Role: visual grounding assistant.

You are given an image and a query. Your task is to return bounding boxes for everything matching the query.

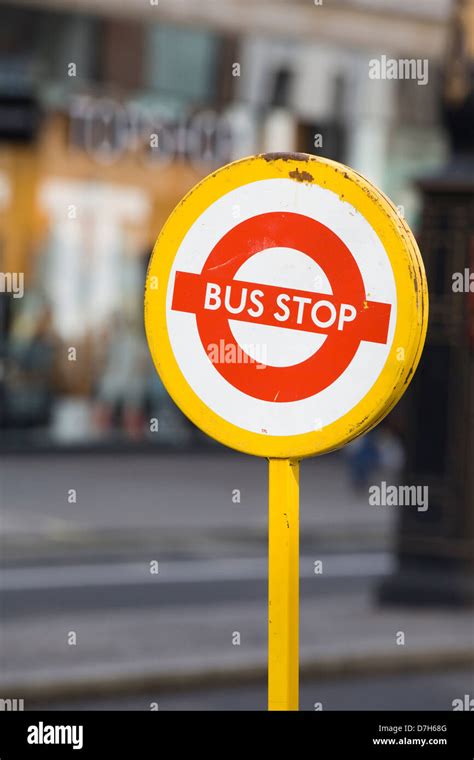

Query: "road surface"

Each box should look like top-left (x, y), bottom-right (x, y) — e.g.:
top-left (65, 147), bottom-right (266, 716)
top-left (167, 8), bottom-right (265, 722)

top-left (31, 669), bottom-right (474, 711)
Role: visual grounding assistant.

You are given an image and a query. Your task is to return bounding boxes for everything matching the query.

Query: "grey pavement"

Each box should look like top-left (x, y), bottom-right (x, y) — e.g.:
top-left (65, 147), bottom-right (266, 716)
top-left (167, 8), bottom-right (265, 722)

top-left (1, 576), bottom-right (472, 703)
top-left (0, 552), bottom-right (389, 616)
top-left (0, 451), bottom-right (394, 561)
top-left (1, 451), bottom-right (472, 708)
top-left (31, 669), bottom-right (474, 711)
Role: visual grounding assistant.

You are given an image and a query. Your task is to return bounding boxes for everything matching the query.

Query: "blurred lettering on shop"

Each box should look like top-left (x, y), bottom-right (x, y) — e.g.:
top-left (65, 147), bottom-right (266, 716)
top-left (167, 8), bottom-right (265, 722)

top-left (69, 95), bottom-right (233, 169)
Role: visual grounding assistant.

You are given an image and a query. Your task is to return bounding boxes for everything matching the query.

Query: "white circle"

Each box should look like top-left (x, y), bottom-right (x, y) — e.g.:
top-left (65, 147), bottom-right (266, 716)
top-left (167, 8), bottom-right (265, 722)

top-left (166, 178), bottom-right (397, 437)
top-left (230, 247), bottom-right (329, 367)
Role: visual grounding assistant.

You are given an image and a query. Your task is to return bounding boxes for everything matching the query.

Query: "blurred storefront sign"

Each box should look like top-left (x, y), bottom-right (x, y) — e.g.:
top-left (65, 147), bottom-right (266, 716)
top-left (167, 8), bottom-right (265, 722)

top-left (69, 95), bottom-right (233, 169)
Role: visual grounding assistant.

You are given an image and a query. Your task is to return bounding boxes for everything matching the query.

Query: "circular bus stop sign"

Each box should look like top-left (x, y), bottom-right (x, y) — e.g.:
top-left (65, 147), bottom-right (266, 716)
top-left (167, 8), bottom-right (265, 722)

top-left (145, 153), bottom-right (428, 459)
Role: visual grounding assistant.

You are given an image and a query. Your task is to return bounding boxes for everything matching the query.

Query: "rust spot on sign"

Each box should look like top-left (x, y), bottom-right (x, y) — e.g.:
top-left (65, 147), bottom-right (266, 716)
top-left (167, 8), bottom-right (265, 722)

top-left (289, 168), bottom-right (314, 183)
top-left (262, 151), bottom-right (311, 163)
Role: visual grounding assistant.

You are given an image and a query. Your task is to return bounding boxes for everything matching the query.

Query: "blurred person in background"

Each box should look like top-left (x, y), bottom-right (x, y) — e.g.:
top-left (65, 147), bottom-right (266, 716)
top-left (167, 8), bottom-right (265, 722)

top-left (4, 298), bottom-right (57, 431)
top-left (345, 424), bottom-right (405, 490)
top-left (93, 311), bottom-right (149, 440)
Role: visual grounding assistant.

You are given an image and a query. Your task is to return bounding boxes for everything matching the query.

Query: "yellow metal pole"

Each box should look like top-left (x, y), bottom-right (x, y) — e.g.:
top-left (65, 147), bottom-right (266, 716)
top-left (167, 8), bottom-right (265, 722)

top-left (268, 457), bottom-right (299, 711)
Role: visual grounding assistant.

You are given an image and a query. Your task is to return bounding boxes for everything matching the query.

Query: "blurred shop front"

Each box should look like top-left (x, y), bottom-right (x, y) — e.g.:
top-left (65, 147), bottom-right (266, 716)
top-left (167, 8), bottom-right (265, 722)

top-left (0, 6), bottom-right (236, 447)
top-left (0, 1), bottom-right (451, 450)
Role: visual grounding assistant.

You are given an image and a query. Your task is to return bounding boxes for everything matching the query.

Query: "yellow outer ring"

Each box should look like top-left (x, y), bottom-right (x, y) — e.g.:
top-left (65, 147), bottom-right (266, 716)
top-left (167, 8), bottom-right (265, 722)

top-left (144, 153), bottom-right (428, 460)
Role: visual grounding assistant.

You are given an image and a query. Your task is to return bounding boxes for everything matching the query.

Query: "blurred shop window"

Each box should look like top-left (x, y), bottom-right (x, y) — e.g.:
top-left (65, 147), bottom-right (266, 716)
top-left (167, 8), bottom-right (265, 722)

top-left (214, 35), bottom-right (241, 108)
top-left (270, 68), bottom-right (293, 109)
top-left (0, 8), bottom-right (41, 143)
top-left (145, 24), bottom-right (219, 105)
top-left (0, 6), bottom-right (101, 86)
top-left (20, 178), bottom-right (155, 443)
top-left (0, 88), bottom-right (41, 144)
top-left (262, 68), bottom-right (297, 154)
top-left (296, 120), bottom-right (346, 163)
top-left (36, 13), bottom-right (101, 84)
top-left (0, 7), bottom-right (38, 54)
top-left (296, 74), bottom-right (347, 162)
top-left (38, 179), bottom-right (150, 341)
top-left (0, 52), bottom-right (41, 144)
top-left (99, 20), bottom-right (144, 92)
top-left (1, 5), bottom-right (103, 87)
top-left (297, 75), bottom-right (347, 163)
top-left (396, 62), bottom-right (443, 128)
top-left (384, 64), bottom-right (446, 225)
